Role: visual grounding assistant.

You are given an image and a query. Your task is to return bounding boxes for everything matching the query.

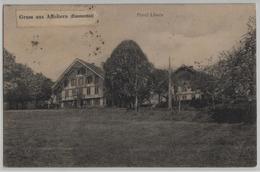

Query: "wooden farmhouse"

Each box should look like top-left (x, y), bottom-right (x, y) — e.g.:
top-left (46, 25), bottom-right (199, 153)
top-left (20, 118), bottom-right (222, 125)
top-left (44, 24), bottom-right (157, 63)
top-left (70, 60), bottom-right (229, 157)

top-left (52, 58), bottom-right (105, 108)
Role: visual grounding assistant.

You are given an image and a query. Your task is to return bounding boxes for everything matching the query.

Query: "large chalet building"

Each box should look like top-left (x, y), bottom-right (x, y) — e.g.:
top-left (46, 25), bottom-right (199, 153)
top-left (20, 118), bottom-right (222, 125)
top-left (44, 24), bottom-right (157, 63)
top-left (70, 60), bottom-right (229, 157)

top-left (52, 58), bottom-right (105, 108)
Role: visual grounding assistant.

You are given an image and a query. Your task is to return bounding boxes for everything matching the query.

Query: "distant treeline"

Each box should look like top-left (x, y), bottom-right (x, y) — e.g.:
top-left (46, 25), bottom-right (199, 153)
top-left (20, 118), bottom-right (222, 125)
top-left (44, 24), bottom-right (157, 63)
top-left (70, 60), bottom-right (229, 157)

top-left (3, 49), bottom-right (53, 109)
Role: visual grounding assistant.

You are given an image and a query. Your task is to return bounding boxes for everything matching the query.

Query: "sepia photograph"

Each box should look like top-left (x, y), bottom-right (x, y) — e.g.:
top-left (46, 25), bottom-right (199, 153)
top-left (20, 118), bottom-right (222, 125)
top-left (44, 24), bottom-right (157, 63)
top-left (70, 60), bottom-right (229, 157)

top-left (2, 3), bottom-right (257, 167)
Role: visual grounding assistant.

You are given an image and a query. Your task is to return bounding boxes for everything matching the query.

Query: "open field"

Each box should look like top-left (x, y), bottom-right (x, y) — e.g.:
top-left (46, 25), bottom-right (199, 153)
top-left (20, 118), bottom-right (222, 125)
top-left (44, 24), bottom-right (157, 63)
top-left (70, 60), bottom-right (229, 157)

top-left (3, 108), bottom-right (256, 167)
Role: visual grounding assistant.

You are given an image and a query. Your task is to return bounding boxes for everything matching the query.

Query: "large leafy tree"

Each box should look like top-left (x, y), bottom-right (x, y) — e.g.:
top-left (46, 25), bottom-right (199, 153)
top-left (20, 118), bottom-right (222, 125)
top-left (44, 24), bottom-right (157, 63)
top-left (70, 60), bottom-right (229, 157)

top-left (3, 48), bottom-right (53, 109)
top-left (203, 16), bottom-right (256, 103)
top-left (151, 69), bottom-right (168, 104)
top-left (104, 40), bottom-right (154, 109)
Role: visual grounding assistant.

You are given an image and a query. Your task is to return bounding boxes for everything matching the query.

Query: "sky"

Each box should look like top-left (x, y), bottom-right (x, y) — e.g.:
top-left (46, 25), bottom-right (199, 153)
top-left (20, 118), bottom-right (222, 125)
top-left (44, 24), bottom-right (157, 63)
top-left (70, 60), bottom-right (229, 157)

top-left (4, 4), bottom-right (256, 81)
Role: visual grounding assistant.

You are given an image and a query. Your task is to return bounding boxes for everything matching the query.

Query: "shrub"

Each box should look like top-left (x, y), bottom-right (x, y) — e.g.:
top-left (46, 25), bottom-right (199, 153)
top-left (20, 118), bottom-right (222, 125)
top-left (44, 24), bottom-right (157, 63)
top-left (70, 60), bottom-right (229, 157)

top-left (210, 101), bottom-right (256, 123)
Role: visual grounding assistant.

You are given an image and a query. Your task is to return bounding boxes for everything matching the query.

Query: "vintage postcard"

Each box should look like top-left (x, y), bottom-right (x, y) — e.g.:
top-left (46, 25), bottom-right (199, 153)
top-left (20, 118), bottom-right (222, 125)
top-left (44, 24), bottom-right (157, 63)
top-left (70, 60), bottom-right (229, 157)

top-left (3, 3), bottom-right (257, 167)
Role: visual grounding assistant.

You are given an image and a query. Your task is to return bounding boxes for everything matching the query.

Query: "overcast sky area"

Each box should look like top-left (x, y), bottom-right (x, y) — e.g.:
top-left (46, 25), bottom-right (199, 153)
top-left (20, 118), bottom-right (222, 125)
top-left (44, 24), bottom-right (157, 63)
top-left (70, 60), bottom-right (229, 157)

top-left (4, 4), bottom-right (255, 81)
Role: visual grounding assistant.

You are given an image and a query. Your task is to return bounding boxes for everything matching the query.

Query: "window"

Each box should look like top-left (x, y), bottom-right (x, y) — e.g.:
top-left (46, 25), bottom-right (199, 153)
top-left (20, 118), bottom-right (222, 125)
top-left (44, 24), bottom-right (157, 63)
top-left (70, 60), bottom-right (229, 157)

top-left (86, 76), bottom-right (93, 84)
top-left (71, 79), bottom-right (76, 87)
top-left (94, 99), bottom-right (100, 105)
top-left (178, 86), bottom-right (182, 92)
top-left (78, 77), bottom-right (84, 86)
top-left (94, 76), bottom-right (99, 83)
top-left (95, 86), bottom-right (99, 94)
top-left (65, 90), bottom-right (69, 97)
top-left (72, 89), bottom-right (77, 96)
top-left (64, 79), bottom-right (68, 87)
top-left (86, 99), bottom-right (91, 106)
top-left (77, 68), bottom-right (86, 75)
top-left (78, 87), bottom-right (83, 96)
top-left (87, 87), bottom-right (91, 95)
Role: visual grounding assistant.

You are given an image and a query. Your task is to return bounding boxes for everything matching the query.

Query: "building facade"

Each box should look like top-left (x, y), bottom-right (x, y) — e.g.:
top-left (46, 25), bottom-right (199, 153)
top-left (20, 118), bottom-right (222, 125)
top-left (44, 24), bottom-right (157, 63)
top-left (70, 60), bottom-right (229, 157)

top-left (172, 65), bottom-right (204, 102)
top-left (52, 58), bottom-right (105, 108)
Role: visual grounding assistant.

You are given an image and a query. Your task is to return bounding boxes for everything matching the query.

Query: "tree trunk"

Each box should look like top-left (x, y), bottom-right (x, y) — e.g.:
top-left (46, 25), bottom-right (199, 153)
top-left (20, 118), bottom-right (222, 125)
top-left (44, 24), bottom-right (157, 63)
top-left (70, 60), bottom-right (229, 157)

top-left (212, 95), bottom-right (215, 109)
top-left (178, 99), bottom-right (181, 112)
top-left (135, 95), bottom-right (138, 112)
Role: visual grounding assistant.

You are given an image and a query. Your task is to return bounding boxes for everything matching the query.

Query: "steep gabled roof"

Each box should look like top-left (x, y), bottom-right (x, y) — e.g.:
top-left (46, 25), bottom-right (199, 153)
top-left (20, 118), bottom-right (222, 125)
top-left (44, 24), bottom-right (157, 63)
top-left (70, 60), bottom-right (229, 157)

top-left (173, 65), bottom-right (197, 74)
top-left (173, 65), bottom-right (211, 79)
top-left (52, 58), bottom-right (104, 90)
top-left (172, 64), bottom-right (217, 90)
top-left (77, 58), bottom-right (104, 78)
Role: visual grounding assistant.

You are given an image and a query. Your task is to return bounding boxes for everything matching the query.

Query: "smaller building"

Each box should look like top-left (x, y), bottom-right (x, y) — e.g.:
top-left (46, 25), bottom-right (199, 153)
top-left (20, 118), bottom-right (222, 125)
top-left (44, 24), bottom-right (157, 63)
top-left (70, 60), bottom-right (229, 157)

top-left (172, 65), bottom-right (209, 103)
top-left (150, 65), bottom-right (210, 108)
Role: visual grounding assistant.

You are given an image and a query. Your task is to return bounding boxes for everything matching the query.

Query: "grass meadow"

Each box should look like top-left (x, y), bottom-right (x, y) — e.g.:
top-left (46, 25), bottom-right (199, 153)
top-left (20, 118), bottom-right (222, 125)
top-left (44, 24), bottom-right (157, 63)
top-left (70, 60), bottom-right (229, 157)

top-left (3, 108), bottom-right (256, 167)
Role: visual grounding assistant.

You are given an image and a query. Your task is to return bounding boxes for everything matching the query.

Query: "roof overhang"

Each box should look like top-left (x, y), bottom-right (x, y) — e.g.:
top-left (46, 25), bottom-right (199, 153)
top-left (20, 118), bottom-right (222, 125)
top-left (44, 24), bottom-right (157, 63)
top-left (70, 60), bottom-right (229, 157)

top-left (52, 58), bottom-right (104, 91)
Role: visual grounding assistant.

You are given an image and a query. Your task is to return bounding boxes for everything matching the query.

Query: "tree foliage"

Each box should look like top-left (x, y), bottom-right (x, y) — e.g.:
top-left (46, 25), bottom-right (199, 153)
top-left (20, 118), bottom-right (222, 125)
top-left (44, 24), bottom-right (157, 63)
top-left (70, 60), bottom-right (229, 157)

top-left (3, 49), bottom-right (53, 109)
top-left (200, 17), bottom-right (256, 123)
top-left (151, 69), bottom-right (168, 103)
top-left (103, 40), bottom-right (154, 108)
top-left (204, 17), bottom-right (256, 102)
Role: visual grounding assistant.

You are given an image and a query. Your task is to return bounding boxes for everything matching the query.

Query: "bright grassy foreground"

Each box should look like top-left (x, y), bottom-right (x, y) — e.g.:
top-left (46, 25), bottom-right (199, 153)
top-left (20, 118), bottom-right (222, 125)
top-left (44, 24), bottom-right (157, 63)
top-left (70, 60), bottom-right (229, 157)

top-left (4, 108), bottom-right (256, 167)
